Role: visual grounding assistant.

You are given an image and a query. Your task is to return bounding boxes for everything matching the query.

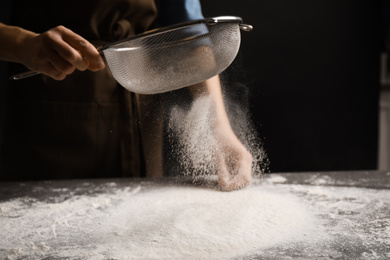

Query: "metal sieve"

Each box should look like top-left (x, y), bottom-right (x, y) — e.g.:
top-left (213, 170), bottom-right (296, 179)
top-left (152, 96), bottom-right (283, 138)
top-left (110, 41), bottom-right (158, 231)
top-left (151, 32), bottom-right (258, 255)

top-left (11, 16), bottom-right (253, 94)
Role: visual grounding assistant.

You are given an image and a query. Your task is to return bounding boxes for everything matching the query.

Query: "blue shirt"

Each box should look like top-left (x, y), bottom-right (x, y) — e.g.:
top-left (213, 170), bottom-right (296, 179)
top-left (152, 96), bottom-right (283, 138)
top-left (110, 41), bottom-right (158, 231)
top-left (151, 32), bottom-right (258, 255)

top-left (155, 0), bottom-right (204, 26)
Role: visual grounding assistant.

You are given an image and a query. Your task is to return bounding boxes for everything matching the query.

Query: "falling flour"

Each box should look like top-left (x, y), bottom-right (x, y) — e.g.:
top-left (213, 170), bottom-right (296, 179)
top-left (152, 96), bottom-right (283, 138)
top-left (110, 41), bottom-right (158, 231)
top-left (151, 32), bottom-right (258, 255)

top-left (167, 94), bottom-right (267, 178)
top-left (168, 96), bottom-right (218, 176)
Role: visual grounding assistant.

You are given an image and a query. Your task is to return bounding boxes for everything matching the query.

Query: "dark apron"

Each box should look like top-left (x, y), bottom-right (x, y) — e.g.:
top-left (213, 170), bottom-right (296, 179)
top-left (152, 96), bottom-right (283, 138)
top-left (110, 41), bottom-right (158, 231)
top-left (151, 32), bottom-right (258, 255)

top-left (1, 0), bottom-right (164, 180)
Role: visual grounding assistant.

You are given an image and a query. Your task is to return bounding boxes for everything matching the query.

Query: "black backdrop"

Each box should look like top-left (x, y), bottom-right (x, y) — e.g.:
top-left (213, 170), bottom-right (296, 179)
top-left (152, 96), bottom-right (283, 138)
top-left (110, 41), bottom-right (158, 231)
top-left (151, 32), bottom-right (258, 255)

top-left (200, 0), bottom-right (381, 172)
top-left (0, 1), bottom-right (382, 173)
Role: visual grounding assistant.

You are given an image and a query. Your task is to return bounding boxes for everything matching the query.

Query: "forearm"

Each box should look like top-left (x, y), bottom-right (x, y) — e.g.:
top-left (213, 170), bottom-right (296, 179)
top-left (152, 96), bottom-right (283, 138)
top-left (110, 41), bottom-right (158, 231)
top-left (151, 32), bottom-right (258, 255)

top-left (188, 75), bottom-right (232, 129)
top-left (0, 23), bottom-right (37, 63)
top-left (189, 75), bottom-right (253, 191)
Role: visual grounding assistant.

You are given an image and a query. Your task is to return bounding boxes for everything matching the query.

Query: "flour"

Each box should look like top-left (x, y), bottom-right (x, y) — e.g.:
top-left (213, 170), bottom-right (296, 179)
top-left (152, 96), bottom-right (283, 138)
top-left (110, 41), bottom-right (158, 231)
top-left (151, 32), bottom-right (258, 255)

top-left (168, 96), bottom-right (218, 176)
top-left (0, 184), bottom-right (319, 260)
top-left (167, 95), bottom-right (267, 179)
top-left (262, 174), bottom-right (287, 184)
top-left (1, 178), bottom-right (390, 259)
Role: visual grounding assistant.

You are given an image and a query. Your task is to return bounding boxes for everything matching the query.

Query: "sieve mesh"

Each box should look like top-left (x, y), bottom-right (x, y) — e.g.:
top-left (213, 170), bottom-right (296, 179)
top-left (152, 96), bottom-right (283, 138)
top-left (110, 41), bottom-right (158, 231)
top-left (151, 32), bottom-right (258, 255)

top-left (102, 21), bottom-right (241, 94)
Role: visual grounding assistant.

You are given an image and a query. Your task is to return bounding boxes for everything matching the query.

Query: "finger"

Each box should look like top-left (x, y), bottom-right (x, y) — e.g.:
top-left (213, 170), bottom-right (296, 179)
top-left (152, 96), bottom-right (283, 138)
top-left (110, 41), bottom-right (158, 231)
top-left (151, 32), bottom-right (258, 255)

top-left (49, 36), bottom-right (89, 72)
top-left (232, 163), bottom-right (252, 188)
top-left (231, 151), bottom-right (253, 188)
top-left (217, 153), bottom-right (236, 191)
top-left (60, 27), bottom-right (105, 71)
top-left (56, 45), bottom-right (88, 72)
top-left (41, 27), bottom-right (89, 72)
top-left (238, 150), bottom-right (253, 178)
top-left (216, 154), bottom-right (229, 182)
top-left (38, 62), bottom-right (67, 80)
top-left (217, 148), bottom-right (253, 191)
top-left (47, 48), bottom-right (76, 75)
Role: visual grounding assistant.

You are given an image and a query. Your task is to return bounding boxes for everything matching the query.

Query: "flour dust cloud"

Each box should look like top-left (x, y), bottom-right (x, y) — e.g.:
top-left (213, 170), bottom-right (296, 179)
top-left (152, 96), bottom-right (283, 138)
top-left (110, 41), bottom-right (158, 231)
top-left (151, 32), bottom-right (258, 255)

top-left (167, 92), bottom-right (267, 180)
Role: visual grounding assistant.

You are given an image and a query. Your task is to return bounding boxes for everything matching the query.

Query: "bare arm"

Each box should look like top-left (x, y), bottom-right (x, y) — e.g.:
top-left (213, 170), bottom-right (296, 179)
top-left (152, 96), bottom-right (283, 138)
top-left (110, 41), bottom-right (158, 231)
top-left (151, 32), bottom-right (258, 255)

top-left (0, 23), bottom-right (104, 80)
top-left (189, 75), bottom-right (253, 191)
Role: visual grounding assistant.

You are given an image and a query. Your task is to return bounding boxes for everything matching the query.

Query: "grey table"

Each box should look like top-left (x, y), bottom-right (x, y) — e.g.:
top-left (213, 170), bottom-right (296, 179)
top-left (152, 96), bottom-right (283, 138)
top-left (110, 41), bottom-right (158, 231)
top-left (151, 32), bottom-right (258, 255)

top-left (0, 171), bottom-right (389, 259)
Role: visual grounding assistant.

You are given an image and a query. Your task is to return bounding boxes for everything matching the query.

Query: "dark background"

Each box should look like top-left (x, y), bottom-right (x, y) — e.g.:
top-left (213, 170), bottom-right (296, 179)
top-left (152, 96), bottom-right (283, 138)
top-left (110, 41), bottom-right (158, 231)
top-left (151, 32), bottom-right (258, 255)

top-left (0, 1), bottom-right (384, 173)
top-left (0, 0), bottom-right (11, 142)
top-left (201, 0), bottom-right (382, 172)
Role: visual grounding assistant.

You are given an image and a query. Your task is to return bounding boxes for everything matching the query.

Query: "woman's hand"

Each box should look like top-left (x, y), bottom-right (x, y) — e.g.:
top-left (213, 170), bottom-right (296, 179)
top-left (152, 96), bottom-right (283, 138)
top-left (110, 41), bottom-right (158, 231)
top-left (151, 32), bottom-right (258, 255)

top-left (0, 23), bottom-right (105, 80)
top-left (214, 124), bottom-right (253, 191)
top-left (189, 75), bottom-right (253, 191)
top-left (19, 26), bottom-right (105, 80)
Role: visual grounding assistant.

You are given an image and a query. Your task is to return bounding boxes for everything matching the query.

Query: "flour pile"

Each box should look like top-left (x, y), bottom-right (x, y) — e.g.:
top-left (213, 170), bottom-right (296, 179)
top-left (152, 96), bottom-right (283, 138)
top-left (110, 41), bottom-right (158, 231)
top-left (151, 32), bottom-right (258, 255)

top-left (0, 184), bottom-right (318, 260)
top-left (1, 177), bottom-right (389, 259)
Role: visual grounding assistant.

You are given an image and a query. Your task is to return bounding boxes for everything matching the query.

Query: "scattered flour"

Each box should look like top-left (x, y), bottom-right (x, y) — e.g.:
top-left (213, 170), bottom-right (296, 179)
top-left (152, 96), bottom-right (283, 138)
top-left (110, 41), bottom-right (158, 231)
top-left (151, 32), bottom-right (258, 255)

top-left (263, 174), bottom-right (287, 184)
top-left (286, 185), bottom-right (390, 259)
top-left (0, 184), bottom-right (318, 259)
top-left (1, 180), bottom-right (389, 259)
top-left (307, 175), bottom-right (334, 186)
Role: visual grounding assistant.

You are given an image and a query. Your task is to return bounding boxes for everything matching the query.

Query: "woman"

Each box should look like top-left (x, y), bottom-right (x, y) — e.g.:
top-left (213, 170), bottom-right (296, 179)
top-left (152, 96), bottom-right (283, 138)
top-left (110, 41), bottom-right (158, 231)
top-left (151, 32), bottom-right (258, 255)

top-left (0, 0), bottom-right (252, 190)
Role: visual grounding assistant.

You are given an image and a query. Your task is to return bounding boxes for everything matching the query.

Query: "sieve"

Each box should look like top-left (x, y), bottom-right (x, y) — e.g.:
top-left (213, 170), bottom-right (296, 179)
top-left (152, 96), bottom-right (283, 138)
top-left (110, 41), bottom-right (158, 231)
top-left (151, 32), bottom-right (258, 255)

top-left (10, 16), bottom-right (253, 94)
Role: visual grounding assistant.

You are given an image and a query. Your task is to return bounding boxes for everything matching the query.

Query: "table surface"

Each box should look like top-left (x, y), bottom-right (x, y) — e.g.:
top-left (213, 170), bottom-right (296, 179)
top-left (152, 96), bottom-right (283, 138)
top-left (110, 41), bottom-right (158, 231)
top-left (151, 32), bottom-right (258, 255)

top-left (0, 171), bottom-right (389, 259)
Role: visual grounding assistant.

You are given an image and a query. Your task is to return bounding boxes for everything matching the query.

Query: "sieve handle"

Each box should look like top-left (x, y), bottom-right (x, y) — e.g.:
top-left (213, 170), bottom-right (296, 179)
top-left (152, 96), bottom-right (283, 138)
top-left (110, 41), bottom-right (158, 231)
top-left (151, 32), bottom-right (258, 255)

top-left (10, 46), bottom-right (104, 80)
top-left (240, 24), bottom-right (253, 32)
top-left (204, 16), bottom-right (253, 32)
top-left (10, 70), bottom-right (39, 80)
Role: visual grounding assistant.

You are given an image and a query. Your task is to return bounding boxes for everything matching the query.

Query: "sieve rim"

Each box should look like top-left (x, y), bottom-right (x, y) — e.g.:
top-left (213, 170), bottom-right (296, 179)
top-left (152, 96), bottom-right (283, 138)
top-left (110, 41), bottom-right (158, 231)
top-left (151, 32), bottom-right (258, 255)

top-left (100, 16), bottom-right (244, 51)
top-left (102, 33), bottom-right (213, 52)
